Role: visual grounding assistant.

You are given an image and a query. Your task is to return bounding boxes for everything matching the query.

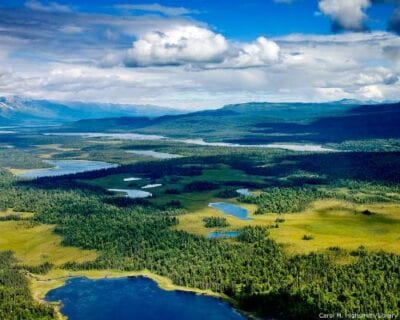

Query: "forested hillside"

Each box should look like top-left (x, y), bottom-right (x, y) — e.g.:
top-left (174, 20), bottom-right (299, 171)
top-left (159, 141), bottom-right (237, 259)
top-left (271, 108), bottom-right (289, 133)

top-left (57, 102), bottom-right (400, 145)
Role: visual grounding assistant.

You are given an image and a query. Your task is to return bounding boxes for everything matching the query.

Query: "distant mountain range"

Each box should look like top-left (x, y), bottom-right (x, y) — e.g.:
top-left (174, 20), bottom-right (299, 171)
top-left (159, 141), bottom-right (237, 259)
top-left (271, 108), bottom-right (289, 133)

top-left (5, 97), bottom-right (400, 144)
top-left (0, 96), bottom-right (183, 125)
top-left (56, 100), bottom-right (400, 144)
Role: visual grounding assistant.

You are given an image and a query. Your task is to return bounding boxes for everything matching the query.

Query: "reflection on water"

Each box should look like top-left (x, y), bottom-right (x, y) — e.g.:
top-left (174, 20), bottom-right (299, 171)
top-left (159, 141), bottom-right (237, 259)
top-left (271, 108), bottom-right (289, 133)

top-left (207, 231), bottom-right (239, 239)
top-left (108, 188), bottom-right (152, 199)
top-left (44, 132), bottom-right (336, 152)
top-left (17, 160), bottom-right (117, 179)
top-left (127, 150), bottom-right (182, 159)
top-left (209, 202), bottom-right (251, 220)
top-left (142, 184), bottom-right (162, 189)
top-left (45, 277), bottom-right (245, 320)
top-left (123, 177), bottom-right (142, 182)
top-left (236, 188), bottom-right (252, 196)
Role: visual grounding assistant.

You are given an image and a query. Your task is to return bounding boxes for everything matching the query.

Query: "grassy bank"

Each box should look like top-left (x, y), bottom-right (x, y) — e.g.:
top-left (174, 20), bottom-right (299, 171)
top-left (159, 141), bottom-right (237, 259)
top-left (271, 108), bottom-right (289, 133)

top-left (0, 218), bottom-right (97, 266)
top-left (177, 199), bottom-right (400, 255)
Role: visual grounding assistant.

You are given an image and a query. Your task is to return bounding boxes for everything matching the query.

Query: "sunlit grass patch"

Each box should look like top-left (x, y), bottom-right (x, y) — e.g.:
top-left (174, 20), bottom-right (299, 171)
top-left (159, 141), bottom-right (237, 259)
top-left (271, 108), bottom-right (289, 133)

top-left (177, 199), bottom-right (400, 255)
top-left (0, 220), bottom-right (97, 266)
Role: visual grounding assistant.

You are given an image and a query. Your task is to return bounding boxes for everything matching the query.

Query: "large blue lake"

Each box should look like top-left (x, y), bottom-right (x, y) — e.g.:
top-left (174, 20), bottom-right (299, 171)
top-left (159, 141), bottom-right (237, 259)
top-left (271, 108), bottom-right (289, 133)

top-left (45, 276), bottom-right (245, 320)
top-left (17, 160), bottom-right (117, 179)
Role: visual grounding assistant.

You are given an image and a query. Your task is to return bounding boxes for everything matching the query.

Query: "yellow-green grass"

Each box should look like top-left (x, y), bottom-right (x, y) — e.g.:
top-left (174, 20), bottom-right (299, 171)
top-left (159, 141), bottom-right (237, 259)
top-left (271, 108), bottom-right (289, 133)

top-left (0, 220), bottom-right (97, 266)
top-left (34, 144), bottom-right (78, 159)
top-left (268, 200), bottom-right (400, 255)
top-left (7, 167), bottom-right (30, 175)
top-left (0, 208), bottom-right (34, 219)
top-left (176, 201), bottom-right (258, 236)
top-left (177, 199), bottom-right (400, 255)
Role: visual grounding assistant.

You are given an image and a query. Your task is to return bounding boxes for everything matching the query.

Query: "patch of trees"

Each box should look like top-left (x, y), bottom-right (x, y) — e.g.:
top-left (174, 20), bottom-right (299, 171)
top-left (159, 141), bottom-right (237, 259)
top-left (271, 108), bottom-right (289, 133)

top-left (0, 251), bottom-right (55, 320)
top-left (164, 188), bottom-right (181, 195)
top-left (0, 214), bottom-right (24, 221)
top-left (21, 262), bottom-right (53, 275)
top-left (243, 187), bottom-right (325, 214)
top-left (237, 226), bottom-right (269, 243)
top-left (215, 188), bottom-right (238, 198)
top-left (183, 181), bottom-right (218, 192)
top-left (203, 217), bottom-right (229, 228)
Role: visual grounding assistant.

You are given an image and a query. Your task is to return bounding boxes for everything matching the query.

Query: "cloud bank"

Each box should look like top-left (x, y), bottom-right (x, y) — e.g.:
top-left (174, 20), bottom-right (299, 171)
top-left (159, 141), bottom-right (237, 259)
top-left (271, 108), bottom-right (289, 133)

top-left (0, 1), bottom-right (399, 109)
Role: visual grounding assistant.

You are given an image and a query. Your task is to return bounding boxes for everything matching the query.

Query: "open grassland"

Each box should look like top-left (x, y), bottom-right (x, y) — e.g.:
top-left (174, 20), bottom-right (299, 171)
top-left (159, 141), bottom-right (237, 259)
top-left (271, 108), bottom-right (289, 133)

top-left (177, 199), bottom-right (400, 255)
top-left (268, 200), bottom-right (400, 255)
top-left (0, 220), bottom-right (97, 266)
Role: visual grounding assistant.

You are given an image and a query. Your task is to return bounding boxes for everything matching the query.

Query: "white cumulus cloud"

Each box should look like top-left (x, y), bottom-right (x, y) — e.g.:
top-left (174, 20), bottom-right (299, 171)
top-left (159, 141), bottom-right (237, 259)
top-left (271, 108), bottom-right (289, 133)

top-left (224, 37), bottom-right (280, 68)
top-left (319, 0), bottom-right (371, 31)
top-left (124, 25), bottom-right (280, 69)
top-left (124, 25), bottom-right (229, 67)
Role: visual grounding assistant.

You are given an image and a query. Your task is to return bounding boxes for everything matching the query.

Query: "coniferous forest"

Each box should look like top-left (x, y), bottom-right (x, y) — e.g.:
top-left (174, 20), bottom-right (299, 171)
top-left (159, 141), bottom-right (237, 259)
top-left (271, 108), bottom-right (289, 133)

top-left (0, 138), bottom-right (399, 319)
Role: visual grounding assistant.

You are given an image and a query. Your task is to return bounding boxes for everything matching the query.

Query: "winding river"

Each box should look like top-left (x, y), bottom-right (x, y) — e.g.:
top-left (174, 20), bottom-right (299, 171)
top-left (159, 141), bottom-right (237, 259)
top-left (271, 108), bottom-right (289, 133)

top-left (44, 132), bottom-right (336, 152)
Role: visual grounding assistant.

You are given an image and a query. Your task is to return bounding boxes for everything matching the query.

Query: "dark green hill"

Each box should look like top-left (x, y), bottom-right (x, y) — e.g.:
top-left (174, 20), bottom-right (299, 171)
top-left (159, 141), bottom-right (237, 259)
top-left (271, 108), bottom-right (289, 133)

top-left (58, 101), bottom-right (400, 144)
top-left (60, 101), bottom-right (357, 141)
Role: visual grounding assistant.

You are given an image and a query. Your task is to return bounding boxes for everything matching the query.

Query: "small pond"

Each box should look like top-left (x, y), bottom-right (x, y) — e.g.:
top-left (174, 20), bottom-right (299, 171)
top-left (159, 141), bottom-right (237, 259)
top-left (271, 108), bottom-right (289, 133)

top-left (123, 177), bottom-right (142, 182)
top-left (207, 231), bottom-right (239, 239)
top-left (236, 188), bottom-right (252, 196)
top-left (142, 184), bottom-right (162, 189)
top-left (209, 202), bottom-right (251, 220)
top-left (108, 188), bottom-right (152, 199)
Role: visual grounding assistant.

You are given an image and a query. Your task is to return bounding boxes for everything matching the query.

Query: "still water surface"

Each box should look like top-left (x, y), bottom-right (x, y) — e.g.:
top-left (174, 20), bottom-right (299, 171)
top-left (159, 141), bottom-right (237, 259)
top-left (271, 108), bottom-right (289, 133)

top-left (17, 160), bottom-right (117, 179)
top-left (45, 277), bottom-right (245, 320)
top-left (209, 202), bottom-right (251, 220)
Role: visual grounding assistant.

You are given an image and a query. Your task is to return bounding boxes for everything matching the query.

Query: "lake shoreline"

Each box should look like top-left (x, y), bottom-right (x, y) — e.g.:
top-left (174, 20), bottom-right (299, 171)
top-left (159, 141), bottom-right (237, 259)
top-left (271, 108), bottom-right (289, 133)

top-left (30, 268), bottom-right (259, 320)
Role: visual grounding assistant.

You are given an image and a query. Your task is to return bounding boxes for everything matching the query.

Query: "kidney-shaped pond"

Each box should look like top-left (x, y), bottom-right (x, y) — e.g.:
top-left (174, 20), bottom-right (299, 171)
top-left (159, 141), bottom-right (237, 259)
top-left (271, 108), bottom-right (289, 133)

top-left (45, 276), bottom-right (245, 320)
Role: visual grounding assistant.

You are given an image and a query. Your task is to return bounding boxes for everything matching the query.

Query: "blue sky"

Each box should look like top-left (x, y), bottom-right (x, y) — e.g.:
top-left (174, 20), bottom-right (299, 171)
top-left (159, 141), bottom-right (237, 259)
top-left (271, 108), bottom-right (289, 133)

top-left (1, 1), bottom-right (400, 108)
top-left (3, 0), bottom-right (398, 37)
